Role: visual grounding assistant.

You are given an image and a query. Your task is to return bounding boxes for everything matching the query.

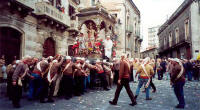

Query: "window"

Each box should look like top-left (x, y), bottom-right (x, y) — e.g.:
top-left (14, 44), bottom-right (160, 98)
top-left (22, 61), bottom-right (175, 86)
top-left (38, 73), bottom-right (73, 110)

top-left (184, 19), bottom-right (189, 40)
top-left (91, 0), bottom-right (96, 6)
top-left (169, 32), bottom-right (172, 47)
top-left (175, 27), bottom-right (179, 43)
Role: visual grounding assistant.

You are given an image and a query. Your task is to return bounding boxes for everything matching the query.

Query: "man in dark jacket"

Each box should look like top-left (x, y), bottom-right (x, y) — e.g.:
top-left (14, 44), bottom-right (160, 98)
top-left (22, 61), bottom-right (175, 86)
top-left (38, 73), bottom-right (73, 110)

top-left (170, 58), bottom-right (185, 109)
top-left (109, 54), bottom-right (137, 106)
top-left (12, 56), bottom-right (32, 108)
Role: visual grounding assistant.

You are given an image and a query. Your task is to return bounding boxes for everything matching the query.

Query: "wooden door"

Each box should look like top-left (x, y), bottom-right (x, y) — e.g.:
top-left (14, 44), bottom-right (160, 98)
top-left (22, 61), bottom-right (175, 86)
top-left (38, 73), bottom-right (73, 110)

top-left (186, 46), bottom-right (191, 59)
top-left (43, 38), bottom-right (55, 58)
top-left (0, 27), bottom-right (21, 65)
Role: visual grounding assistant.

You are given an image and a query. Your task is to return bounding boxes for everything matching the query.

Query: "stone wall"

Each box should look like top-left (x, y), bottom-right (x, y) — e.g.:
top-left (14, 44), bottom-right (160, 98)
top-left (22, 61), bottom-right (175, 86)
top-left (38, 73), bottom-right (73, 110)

top-left (0, 11), bottom-right (37, 58)
top-left (0, 10), bottom-right (70, 58)
top-left (190, 2), bottom-right (200, 59)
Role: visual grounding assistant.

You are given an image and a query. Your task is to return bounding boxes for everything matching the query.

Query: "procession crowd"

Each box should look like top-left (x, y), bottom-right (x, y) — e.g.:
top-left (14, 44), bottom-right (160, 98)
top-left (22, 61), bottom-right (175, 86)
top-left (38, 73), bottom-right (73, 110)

top-left (0, 54), bottom-right (200, 109)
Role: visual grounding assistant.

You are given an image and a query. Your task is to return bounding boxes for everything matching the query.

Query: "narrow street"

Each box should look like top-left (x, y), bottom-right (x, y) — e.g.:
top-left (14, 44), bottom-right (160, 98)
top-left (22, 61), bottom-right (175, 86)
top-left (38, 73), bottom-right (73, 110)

top-left (0, 79), bottom-right (199, 110)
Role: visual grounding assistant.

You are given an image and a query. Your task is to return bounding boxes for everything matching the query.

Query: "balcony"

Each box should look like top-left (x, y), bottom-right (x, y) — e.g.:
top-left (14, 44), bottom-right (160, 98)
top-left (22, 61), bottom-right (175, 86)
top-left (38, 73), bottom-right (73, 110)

top-left (5, 0), bottom-right (33, 17)
top-left (68, 20), bottom-right (79, 32)
top-left (171, 34), bottom-right (191, 48)
top-left (159, 34), bottom-right (191, 53)
top-left (35, 2), bottom-right (70, 29)
top-left (68, 20), bottom-right (79, 37)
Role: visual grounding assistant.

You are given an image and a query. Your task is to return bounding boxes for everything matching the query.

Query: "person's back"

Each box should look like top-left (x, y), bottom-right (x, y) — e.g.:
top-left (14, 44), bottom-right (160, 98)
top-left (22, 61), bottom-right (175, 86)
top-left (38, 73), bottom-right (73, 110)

top-left (171, 63), bottom-right (185, 84)
top-left (137, 64), bottom-right (154, 79)
top-left (160, 60), bottom-right (166, 72)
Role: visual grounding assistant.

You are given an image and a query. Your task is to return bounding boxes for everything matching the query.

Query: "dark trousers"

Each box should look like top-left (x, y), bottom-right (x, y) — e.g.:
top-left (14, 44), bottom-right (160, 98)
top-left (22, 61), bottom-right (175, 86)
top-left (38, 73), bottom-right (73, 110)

top-left (7, 76), bottom-right (12, 99)
top-left (97, 73), bottom-right (108, 89)
top-left (193, 69), bottom-right (199, 81)
top-left (187, 71), bottom-right (192, 81)
top-left (112, 78), bottom-right (136, 103)
top-left (130, 69), bottom-right (133, 81)
top-left (114, 70), bottom-right (119, 84)
top-left (40, 79), bottom-right (48, 101)
top-left (48, 81), bottom-right (56, 100)
top-left (158, 71), bottom-right (163, 80)
top-left (62, 75), bottom-right (74, 98)
top-left (74, 76), bottom-right (84, 95)
top-left (22, 76), bottom-right (29, 92)
top-left (11, 84), bottom-right (22, 106)
top-left (173, 82), bottom-right (185, 107)
top-left (150, 78), bottom-right (156, 91)
top-left (90, 70), bottom-right (96, 89)
top-left (40, 79), bottom-right (55, 101)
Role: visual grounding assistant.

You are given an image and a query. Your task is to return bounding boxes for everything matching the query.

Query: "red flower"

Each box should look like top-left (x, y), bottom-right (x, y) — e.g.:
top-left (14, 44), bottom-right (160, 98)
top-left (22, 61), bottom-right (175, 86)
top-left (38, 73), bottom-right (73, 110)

top-left (95, 42), bottom-right (101, 46)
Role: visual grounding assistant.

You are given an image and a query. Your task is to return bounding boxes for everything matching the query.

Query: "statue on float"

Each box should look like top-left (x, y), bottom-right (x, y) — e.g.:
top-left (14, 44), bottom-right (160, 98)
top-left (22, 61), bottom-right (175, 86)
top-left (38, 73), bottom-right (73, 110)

top-left (104, 36), bottom-right (113, 60)
top-left (72, 21), bottom-right (114, 59)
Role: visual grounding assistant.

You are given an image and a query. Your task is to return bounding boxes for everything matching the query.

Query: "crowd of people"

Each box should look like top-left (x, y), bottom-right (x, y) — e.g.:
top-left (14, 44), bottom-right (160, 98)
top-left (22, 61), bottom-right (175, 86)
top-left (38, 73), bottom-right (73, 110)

top-left (110, 56), bottom-right (200, 109)
top-left (0, 54), bottom-right (200, 109)
top-left (0, 54), bottom-right (119, 108)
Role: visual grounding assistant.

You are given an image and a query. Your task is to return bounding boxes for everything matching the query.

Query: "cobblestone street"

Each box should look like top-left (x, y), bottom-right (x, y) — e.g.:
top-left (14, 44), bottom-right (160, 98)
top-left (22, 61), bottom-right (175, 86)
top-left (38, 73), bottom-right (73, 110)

top-left (0, 79), bottom-right (200, 110)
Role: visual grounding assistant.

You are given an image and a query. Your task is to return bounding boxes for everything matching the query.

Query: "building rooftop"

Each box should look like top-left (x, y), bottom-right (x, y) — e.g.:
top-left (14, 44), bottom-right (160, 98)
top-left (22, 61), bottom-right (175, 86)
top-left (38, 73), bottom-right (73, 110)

top-left (158, 0), bottom-right (192, 35)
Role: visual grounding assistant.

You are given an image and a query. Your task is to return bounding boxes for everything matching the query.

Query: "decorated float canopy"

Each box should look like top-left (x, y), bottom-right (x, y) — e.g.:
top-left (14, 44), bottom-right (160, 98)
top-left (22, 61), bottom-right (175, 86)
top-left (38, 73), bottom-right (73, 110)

top-left (72, 2), bottom-right (118, 60)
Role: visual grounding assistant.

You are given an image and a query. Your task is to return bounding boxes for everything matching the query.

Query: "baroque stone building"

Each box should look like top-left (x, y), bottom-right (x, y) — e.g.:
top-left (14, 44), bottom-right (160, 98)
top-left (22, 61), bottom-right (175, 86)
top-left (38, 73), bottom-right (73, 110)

top-left (0, 0), bottom-right (141, 64)
top-left (96, 0), bottom-right (142, 58)
top-left (0, 0), bottom-right (75, 64)
top-left (158, 0), bottom-right (200, 59)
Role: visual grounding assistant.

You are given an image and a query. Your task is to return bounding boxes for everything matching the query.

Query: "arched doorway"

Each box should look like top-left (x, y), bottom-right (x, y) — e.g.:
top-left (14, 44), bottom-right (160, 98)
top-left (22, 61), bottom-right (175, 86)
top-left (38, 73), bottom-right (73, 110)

top-left (0, 27), bottom-right (22, 65)
top-left (43, 37), bottom-right (55, 58)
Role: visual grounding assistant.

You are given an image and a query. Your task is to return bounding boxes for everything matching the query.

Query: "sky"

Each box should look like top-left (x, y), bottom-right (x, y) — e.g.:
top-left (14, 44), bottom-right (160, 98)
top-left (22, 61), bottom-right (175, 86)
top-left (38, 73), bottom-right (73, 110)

top-left (133, 0), bottom-right (185, 51)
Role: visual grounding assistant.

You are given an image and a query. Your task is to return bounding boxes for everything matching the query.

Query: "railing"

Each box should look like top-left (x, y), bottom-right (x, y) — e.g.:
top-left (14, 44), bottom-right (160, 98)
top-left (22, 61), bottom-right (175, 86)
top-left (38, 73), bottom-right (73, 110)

top-left (35, 2), bottom-right (70, 26)
top-left (171, 34), bottom-right (191, 47)
top-left (159, 34), bottom-right (191, 53)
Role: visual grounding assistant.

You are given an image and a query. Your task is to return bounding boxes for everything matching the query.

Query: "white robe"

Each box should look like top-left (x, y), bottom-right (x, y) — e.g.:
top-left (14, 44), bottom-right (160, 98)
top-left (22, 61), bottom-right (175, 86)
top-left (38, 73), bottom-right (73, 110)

top-left (104, 39), bottom-right (113, 58)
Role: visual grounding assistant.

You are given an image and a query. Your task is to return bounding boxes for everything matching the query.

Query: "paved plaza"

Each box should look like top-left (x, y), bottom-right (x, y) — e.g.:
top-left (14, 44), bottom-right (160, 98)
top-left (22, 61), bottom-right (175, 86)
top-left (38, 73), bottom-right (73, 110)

top-left (0, 79), bottom-right (200, 110)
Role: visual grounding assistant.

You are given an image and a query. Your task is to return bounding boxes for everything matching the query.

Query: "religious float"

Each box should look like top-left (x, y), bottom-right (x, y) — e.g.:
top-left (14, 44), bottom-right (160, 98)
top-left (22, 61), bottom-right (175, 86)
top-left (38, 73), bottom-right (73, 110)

top-left (70, 2), bottom-right (118, 60)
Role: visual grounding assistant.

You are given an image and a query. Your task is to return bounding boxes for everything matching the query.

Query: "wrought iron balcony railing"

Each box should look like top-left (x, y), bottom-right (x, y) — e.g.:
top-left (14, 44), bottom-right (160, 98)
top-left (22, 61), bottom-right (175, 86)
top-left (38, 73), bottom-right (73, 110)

top-left (35, 2), bottom-right (70, 27)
